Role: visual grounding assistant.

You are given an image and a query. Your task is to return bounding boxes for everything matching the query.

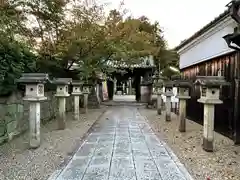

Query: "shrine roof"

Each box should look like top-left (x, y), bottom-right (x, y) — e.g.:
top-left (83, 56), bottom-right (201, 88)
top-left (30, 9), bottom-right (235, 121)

top-left (106, 56), bottom-right (155, 68)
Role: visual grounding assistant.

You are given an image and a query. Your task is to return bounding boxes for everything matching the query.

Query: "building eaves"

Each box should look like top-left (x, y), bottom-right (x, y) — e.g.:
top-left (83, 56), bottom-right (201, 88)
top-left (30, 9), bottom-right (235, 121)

top-left (175, 9), bottom-right (230, 51)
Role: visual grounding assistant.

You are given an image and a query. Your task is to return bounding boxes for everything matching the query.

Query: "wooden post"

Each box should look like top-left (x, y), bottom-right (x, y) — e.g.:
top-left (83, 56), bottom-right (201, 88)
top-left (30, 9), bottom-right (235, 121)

top-left (234, 79), bottom-right (240, 144)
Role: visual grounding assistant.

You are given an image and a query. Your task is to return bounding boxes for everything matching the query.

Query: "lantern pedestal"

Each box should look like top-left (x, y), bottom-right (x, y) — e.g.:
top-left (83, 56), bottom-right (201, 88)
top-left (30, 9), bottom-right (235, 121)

top-left (198, 98), bottom-right (222, 152)
top-left (57, 97), bottom-right (67, 130)
top-left (178, 98), bottom-right (188, 132)
top-left (25, 97), bottom-right (47, 148)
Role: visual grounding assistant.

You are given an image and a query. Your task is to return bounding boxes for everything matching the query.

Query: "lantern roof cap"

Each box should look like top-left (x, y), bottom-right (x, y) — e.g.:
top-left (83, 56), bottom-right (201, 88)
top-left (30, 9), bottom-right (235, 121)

top-left (53, 78), bottom-right (72, 85)
top-left (174, 79), bottom-right (192, 88)
top-left (194, 76), bottom-right (230, 87)
top-left (164, 80), bottom-right (174, 88)
top-left (17, 73), bottom-right (49, 84)
top-left (71, 80), bottom-right (83, 86)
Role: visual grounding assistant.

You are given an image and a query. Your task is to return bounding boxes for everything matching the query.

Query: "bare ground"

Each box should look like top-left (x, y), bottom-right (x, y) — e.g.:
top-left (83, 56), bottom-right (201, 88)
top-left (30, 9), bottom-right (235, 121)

top-left (0, 107), bottom-right (106, 180)
top-left (139, 108), bottom-right (240, 180)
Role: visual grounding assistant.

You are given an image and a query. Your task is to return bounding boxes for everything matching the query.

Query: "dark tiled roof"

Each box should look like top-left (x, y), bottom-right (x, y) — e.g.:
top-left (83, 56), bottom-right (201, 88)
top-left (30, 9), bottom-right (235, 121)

top-left (175, 9), bottom-right (230, 51)
top-left (106, 56), bottom-right (156, 68)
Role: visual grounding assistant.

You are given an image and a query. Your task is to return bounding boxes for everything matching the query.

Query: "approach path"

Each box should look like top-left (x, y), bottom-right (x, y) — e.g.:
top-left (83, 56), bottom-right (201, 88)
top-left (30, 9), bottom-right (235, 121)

top-left (50, 106), bottom-right (193, 180)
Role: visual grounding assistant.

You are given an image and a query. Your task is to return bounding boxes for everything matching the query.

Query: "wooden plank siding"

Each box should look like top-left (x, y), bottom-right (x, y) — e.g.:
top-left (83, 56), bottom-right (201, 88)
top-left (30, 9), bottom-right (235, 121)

top-left (181, 51), bottom-right (240, 142)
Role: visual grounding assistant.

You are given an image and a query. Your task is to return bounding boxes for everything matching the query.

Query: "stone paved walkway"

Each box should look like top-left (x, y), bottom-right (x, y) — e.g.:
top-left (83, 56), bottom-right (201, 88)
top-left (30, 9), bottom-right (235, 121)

top-left (50, 107), bottom-right (193, 180)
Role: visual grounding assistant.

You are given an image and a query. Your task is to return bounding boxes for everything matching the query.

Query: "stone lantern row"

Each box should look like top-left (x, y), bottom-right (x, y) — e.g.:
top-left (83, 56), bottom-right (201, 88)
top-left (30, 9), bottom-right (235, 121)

top-left (153, 75), bottom-right (229, 152)
top-left (17, 73), bottom-right (91, 149)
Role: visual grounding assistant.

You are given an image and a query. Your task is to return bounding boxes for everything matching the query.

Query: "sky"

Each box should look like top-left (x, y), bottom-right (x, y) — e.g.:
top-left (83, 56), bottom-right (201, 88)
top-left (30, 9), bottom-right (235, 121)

top-left (104, 0), bottom-right (231, 48)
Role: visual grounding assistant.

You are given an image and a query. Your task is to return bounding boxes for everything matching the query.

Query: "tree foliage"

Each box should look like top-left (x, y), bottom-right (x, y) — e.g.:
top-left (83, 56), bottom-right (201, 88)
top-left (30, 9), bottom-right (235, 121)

top-left (0, 0), bottom-right (178, 95)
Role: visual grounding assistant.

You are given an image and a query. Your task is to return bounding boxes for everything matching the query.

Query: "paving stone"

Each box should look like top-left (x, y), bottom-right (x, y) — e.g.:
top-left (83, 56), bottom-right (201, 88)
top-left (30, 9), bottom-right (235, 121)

top-left (75, 143), bottom-right (96, 157)
top-left (130, 133), bottom-right (145, 139)
top-left (149, 146), bottom-right (171, 159)
top-left (131, 141), bottom-right (148, 149)
top-left (144, 135), bottom-right (162, 145)
top-left (94, 144), bottom-right (113, 157)
top-left (137, 171), bottom-right (162, 180)
top-left (98, 135), bottom-right (115, 143)
top-left (115, 136), bottom-right (130, 141)
top-left (131, 137), bottom-right (146, 143)
top-left (93, 128), bottom-right (115, 134)
top-left (135, 158), bottom-right (162, 180)
top-left (111, 157), bottom-right (134, 168)
top-left (59, 166), bottom-right (85, 180)
top-left (82, 166), bottom-right (109, 180)
top-left (52, 107), bottom-right (192, 180)
top-left (141, 128), bottom-right (154, 134)
top-left (134, 157), bottom-right (157, 170)
top-left (116, 129), bottom-right (129, 133)
top-left (85, 134), bottom-right (99, 143)
top-left (154, 157), bottom-right (187, 180)
top-left (115, 139), bottom-right (131, 145)
top-left (132, 149), bottom-right (151, 159)
top-left (115, 135), bottom-right (130, 141)
top-left (129, 125), bottom-right (139, 129)
top-left (89, 155), bottom-right (111, 167)
top-left (129, 128), bottom-right (142, 133)
top-left (69, 157), bottom-right (91, 169)
top-left (113, 145), bottom-right (132, 157)
top-left (109, 157), bottom-right (136, 180)
top-left (109, 168), bottom-right (136, 180)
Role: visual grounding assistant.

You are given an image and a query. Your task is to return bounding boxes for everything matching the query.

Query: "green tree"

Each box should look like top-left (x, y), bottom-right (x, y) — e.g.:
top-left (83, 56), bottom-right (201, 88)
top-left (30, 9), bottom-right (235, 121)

top-left (0, 0), bottom-right (178, 95)
top-left (0, 36), bottom-right (36, 95)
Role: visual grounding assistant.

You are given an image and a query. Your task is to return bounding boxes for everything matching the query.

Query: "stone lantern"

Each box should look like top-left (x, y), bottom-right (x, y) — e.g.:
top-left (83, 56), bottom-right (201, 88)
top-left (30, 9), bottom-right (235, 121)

top-left (174, 79), bottom-right (192, 132)
top-left (140, 74), bottom-right (153, 103)
top-left (53, 78), bottom-right (72, 130)
top-left (82, 83), bottom-right (91, 113)
top-left (153, 71), bottom-right (165, 115)
top-left (113, 78), bottom-right (117, 95)
top-left (71, 81), bottom-right (82, 120)
top-left (163, 80), bottom-right (174, 121)
top-left (17, 73), bottom-right (49, 148)
top-left (194, 76), bottom-right (229, 152)
top-left (128, 77), bottom-right (132, 95)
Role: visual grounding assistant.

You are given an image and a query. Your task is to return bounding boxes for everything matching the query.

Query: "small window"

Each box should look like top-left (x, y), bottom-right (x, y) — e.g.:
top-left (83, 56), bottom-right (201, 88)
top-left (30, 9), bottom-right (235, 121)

top-left (234, 27), bottom-right (238, 33)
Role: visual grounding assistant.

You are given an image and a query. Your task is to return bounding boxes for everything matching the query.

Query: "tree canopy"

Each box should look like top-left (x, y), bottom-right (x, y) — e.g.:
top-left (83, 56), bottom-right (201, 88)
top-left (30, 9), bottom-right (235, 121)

top-left (0, 0), bottom-right (179, 95)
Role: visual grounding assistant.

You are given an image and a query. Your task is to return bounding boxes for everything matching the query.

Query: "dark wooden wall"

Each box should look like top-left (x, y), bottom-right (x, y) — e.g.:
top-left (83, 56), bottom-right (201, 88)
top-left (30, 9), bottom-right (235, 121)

top-left (181, 51), bottom-right (240, 143)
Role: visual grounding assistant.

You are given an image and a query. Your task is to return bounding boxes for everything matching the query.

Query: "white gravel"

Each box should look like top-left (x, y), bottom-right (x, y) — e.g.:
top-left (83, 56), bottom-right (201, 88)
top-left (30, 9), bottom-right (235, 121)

top-left (0, 107), bottom-right (106, 180)
top-left (139, 108), bottom-right (240, 180)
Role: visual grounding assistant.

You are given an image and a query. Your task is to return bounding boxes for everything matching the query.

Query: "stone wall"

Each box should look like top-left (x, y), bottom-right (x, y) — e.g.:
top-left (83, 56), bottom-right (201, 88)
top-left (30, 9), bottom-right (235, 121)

top-left (0, 91), bottom-right (74, 144)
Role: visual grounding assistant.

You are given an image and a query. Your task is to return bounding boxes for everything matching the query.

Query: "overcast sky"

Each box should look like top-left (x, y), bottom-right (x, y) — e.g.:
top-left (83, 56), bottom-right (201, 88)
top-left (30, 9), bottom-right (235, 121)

top-left (105, 0), bottom-right (231, 48)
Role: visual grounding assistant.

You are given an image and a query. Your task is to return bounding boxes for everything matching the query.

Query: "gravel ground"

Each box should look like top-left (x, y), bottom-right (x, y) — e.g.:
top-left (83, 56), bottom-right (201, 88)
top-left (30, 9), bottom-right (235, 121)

top-left (0, 107), bottom-right (106, 180)
top-left (139, 108), bottom-right (240, 180)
